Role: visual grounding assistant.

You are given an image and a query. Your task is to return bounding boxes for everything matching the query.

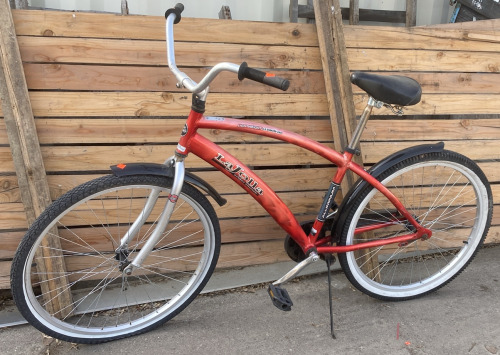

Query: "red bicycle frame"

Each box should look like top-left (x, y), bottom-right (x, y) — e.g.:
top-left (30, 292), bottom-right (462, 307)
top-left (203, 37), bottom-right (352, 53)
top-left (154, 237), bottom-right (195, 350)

top-left (177, 108), bottom-right (432, 255)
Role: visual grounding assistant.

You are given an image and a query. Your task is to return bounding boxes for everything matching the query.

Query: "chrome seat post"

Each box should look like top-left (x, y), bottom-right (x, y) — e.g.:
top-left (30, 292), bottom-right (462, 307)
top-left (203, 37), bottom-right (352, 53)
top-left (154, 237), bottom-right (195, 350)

top-left (347, 97), bottom-right (382, 152)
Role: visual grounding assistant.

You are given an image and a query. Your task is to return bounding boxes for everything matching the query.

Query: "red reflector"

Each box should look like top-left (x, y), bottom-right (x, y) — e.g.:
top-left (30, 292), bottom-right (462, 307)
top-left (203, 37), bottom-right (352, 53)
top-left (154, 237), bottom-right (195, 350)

top-left (265, 73), bottom-right (276, 77)
top-left (117, 164), bottom-right (126, 169)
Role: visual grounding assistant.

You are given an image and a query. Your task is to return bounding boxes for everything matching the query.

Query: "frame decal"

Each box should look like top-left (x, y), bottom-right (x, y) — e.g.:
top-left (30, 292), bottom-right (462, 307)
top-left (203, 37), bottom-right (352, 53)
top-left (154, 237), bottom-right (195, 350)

top-left (212, 153), bottom-right (263, 196)
top-left (181, 124), bottom-right (188, 136)
top-left (318, 182), bottom-right (339, 222)
top-left (205, 116), bottom-right (225, 121)
top-left (237, 123), bottom-right (283, 135)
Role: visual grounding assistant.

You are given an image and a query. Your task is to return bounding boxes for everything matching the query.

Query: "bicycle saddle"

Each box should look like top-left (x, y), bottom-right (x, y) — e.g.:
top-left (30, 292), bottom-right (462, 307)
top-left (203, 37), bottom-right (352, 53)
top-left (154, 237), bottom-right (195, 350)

top-left (350, 72), bottom-right (422, 106)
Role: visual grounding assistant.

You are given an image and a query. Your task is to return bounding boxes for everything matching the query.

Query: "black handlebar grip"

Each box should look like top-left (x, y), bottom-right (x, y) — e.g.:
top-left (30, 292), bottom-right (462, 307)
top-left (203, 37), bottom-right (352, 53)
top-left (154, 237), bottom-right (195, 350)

top-left (165, 3), bottom-right (184, 24)
top-left (238, 62), bottom-right (290, 91)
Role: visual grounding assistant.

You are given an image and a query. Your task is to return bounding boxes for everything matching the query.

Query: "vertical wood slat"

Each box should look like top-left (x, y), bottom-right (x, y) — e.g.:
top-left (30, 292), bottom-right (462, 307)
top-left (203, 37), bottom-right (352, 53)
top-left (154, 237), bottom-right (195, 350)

top-left (313, 0), bottom-right (363, 191)
top-left (314, 0), bottom-right (380, 278)
top-left (406, 0), bottom-right (417, 27)
top-left (121, 0), bottom-right (129, 15)
top-left (289, 0), bottom-right (299, 23)
top-left (11, 0), bottom-right (27, 9)
top-left (313, 0), bottom-right (350, 192)
top-left (219, 6), bottom-right (232, 20)
top-left (349, 0), bottom-right (360, 25)
top-left (0, 0), bottom-right (72, 314)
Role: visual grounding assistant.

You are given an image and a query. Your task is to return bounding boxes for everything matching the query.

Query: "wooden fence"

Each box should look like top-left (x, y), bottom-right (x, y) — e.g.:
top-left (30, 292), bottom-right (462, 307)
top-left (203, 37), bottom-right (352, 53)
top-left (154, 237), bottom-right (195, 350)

top-left (0, 9), bottom-right (499, 289)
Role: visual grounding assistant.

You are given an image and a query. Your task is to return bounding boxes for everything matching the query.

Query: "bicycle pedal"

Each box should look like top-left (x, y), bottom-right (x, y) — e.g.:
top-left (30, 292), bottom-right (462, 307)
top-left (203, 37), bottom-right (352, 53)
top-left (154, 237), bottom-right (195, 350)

top-left (268, 284), bottom-right (293, 311)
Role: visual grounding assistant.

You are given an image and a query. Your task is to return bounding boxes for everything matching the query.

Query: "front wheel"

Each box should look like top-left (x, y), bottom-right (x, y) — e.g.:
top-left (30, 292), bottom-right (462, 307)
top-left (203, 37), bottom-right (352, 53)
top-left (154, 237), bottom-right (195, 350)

top-left (338, 151), bottom-right (492, 301)
top-left (11, 174), bottom-right (221, 343)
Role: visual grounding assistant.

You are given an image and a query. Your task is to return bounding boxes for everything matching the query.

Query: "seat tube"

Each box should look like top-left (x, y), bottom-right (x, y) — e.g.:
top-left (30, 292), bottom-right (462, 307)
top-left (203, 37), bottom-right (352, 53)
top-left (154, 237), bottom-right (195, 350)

top-left (124, 156), bottom-right (186, 274)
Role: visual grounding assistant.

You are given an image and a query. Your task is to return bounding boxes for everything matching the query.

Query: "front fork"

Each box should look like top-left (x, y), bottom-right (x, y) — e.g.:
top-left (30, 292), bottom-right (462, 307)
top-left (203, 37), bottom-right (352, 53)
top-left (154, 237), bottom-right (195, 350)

top-left (120, 155), bottom-right (186, 275)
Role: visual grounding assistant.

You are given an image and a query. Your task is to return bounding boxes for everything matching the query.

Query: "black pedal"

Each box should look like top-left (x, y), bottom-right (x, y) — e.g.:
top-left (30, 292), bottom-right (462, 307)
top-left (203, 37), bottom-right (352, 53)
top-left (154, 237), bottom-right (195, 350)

top-left (268, 284), bottom-right (293, 311)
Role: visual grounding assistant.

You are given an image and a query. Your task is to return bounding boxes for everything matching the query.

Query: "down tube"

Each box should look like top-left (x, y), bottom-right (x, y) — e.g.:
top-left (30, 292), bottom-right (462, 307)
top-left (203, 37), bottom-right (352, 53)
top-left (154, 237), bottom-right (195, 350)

top-left (189, 134), bottom-right (314, 251)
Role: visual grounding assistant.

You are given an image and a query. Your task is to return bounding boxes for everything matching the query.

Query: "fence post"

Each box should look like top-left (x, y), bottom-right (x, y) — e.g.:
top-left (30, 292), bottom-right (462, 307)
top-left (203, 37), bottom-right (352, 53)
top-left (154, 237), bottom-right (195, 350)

top-left (313, 0), bottom-right (361, 191)
top-left (0, 0), bottom-right (72, 315)
top-left (349, 0), bottom-right (360, 24)
top-left (219, 6), bottom-right (232, 20)
top-left (314, 0), bottom-right (380, 278)
top-left (10, 0), bottom-right (27, 9)
top-left (406, 0), bottom-right (417, 26)
top-left (121, 0), bottom-right (129, 15)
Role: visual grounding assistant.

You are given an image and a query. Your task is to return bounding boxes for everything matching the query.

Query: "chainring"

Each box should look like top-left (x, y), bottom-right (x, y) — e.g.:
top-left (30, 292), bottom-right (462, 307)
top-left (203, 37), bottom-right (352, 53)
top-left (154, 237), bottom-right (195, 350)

top-left (284, 220), bottom-right (335, 262)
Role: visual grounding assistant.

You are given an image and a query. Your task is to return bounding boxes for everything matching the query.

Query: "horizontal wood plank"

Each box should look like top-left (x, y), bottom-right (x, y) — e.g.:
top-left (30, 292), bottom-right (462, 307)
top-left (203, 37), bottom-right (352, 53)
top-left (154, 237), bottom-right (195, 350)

top-left (3, 92), bottom-right (500, 118)
top-left (0, 190), bottom-right (329, 230)
top-left (351, 72), bottom-right (500, 95)
top-left (22, 64), bottom-right (325, 94)
top-left (354, 93), bottom-right (500, 116)
top-left (426, 18), bottom-right (500, 30)
top-left (6, 159), bottom-right (500, 205)
top-left (0, 202), bottom-right (27, 230)
top-left (3, 139), bottom-right (500, 174)
top-left (216, 240), bottom-right (289, 269)
top-left (0, 144), bottom-right (333, 174)
top-left (0, 118), bottom-right (333, 145)
top-left (360, 140), bottom-right (500, 163)
top-left (363, 118), bottom-right (500, 141)
top-left (0, 176), bottom-right (20, 203)
top-left (0, 239), bottom-right (290, 289)
top-left (18, 36), bottom-right (500, 74)
top-left (27, 92), bottom-right (329, 117)
top-left (5, 92), bottom-right (497, 118)
top-left (344, 25), bottom-right (500, 52)
top-left (43, 167), bottom-right (335, 199)
top-left (12, 10), bottom-right (499, 49)
top-left (17, 36), bottom-right (500, 75)
top-left (0, 215), bottom-right (319, 260)
top-left (23, 64), bottom-right (499, 95)
top-left (37, 143), bottom-right (334, 172)
top-left (12, 10), bottom-right (319, 46)
top-left (348, 48), bottom-right (500, 73)
top-left (18, 36), bottom-right (322, 70)
top-left (3, 170), bottom-right (500, 232)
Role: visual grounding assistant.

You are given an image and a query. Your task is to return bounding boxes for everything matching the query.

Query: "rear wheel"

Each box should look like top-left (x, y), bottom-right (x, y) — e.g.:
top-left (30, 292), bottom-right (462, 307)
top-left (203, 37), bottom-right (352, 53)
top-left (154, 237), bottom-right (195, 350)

top-left (338, 151), bottom-right (492, 301)
top-left (11, 174), bottom-right (220, 343)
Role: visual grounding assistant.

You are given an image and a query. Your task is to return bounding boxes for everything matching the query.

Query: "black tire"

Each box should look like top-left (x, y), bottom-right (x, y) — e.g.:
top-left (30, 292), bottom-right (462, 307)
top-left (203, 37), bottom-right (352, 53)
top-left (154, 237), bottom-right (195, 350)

top-left (11, 174), bottom-right (220, 343)
top-left (338, 151), bottom-right (492, 301)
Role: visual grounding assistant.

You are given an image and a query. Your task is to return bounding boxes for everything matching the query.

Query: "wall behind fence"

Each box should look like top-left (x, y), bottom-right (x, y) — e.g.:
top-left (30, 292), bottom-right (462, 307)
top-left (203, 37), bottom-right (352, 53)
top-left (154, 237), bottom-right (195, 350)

top-left (0, 10), bottom-right (498, 289)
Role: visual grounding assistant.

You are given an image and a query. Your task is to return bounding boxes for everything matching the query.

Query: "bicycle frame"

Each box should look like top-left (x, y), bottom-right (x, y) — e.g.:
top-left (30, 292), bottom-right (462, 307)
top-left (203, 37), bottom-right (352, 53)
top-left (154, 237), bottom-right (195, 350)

top-left (119, 8), bottom-right (432, 272)
top-left (176, 104), bottom-right (432, 256)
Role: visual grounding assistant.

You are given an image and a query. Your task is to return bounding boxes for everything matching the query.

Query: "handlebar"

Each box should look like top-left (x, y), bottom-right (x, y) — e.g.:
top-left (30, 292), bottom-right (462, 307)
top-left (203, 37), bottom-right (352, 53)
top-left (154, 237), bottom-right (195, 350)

top-left (164, 3), bottom-right (289, 94)
top-left (238, 62), bottom-right (290, 91)
top-left (164, 3), bottom-right (184, 24)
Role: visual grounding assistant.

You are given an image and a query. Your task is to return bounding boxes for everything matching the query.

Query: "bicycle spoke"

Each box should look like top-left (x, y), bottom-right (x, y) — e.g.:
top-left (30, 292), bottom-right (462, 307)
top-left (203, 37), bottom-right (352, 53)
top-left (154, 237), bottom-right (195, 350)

top-left (340, 156), bottom-right (490, 301)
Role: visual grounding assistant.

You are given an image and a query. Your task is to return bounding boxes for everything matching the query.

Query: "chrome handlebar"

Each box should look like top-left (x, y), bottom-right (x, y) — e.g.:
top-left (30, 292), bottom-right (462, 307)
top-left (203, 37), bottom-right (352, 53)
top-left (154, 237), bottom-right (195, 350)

top-left (165, 12), bottom-right (240, 95)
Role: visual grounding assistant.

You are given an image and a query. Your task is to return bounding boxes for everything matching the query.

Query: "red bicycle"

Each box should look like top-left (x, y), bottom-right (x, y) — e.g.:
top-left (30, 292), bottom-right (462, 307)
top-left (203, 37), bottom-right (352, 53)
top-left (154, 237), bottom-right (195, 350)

top-left (11, 3), bottom-right (493, 344)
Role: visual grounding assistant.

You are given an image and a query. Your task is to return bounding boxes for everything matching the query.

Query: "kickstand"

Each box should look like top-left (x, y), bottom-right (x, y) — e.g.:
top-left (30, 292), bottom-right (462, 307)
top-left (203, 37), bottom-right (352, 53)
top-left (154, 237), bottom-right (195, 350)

top-left (325, 254), bottom-right (336, 339)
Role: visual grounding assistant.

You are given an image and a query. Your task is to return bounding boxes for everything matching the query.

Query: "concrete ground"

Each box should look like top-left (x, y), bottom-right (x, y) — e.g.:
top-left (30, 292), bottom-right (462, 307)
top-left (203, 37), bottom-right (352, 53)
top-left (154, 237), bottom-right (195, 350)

top-left (0, 246), bottom-right (499, 355)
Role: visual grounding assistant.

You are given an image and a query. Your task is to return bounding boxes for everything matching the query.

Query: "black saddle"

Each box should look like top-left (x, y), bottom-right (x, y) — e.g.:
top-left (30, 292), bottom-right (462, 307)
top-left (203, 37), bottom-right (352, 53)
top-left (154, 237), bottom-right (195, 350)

top-left (350, 72), bottom-right (422, 106)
